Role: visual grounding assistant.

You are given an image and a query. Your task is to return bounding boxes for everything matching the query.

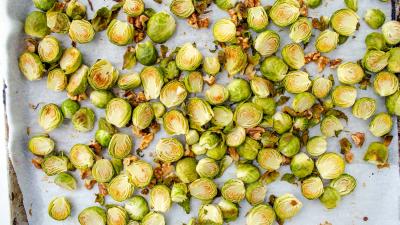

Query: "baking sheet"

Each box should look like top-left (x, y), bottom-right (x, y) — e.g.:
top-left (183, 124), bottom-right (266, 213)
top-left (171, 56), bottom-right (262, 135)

top-left (4, 0), bottom-right (400, 224)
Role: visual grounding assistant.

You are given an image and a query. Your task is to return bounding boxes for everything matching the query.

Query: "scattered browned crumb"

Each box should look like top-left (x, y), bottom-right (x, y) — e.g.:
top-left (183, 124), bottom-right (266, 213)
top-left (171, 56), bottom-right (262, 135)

top-left (298, 0), bottom-right (308, 17)
top-left (351, 132), bottom-right (365, 148)
top-left (340, 138), bottom-right (353, 163)
top-left (184, 145), bottom-right (196, 158)
top-left (154, 161), bottom-right (175, 184)
top-left (377, 163), bottom-right (390, 169)
top-left (128, 15), bottom-right (149, 43)
top-left (89, 140), bottom-right (102, 155)
top-left (383, 135), bottom-right (393, 147)
top-left (141, 188), bottom-right (149, 195)
top-left (80, 169), bottom-right (91, 179)
top-left (98, 183), bottom-right (108, 196)
top-left (246, 127), bottom-right (265, 140)
top-left (125, 91), bottom-right (148, 106)
top-left (31, 157), bottom-right (43, 169)
top-left (317, 55), bottom-right (330, 72)
top-left (320, 221), bottom-right (332, 225)
top-left (344, 152), bottom-right (354, 163)
top-left (237, 36), bottom-right (250, 50)
top-left (203, 74), bottom-right (216, 85)
top-left (67, 92), bottom-right (88, 101)
top-left (281, 156), bottom-right (291, 165)
top-left (132, 121), bottom-right (160, 150)
top-left (84, 179), bottom-right (96, 190)
top-left (123, 155), bottom-right (139, 167)
top-left (228, 147), bottom-right (240, 161)
top-left (304, 52), bottom-right (321, 64)
top-left (329, 58), bottom-right (343, 68)
top-left (187, 13), bottom-right (210, 29)
top-left (228, 9), bottom-right (239, 25)
top-left (243, 0), bottom-right (260, 7)
top-left (24, 38), bottom-right (37, 53)
top-left (139, 133), bottom-right (154, 150)
top-left (305, 52), bottom-right (342, 71)
top-left (312, 16), bottom-right (329, 31)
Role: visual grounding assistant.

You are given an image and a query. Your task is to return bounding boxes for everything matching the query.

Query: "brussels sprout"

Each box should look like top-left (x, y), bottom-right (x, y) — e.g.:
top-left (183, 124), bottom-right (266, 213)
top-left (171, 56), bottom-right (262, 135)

top-left (211, 106), bottom-right (233, 127)
top-left (234, 102), bottom-right (263, 129)
top-left (141, 212), bottom-right (165, 225)
top-left (386, 91), bottom-right (400, 116)
top-left (365, 32), bottom-right (386, 50)
top-left (28, 135), bottom-right (54, 156)
top-left (128, 221), bottom-right (140, 225)
top-left (132, 102), bottom-right (154, 130)
top-left (250, 77), bottom-right (272, 98)
top-left (183, 71), bottom-right (203, 93)
top-left (205, 84), bottom-right (229, 105)
top-left (337, 62), bottom-right (364, 85)
top-left (48, 197), bottom-right (71, 221)
top-left (306, 136), bottom-right (327, 157)
top-left (320, 115), bottom-right (344, 137)
top-left (46, 11), bottom-right (70, 34)
top-left (54, 172), bottom-right (77, 191)
top-left (221, 178), bottom-right (246, 203)
top-left (125, 196), bottom-right (149, 221)
top-left (199, 131), bottom-right (221, 150)
top-left (315, 30), bottom-right (339, 53)
top-left (284, 71), bottom-right (311, 93)
top-left (66, 65), bottom-right (89, 96)
top-left (316, 152), bottom-right (345, 179)
top-left (215, 0), bottom-right (237, 10)
top-left (247, 6), bottom-right (269, 32)
top-left (198, 204), bottom-right (223, 225)
top-left (41, 155), bottom-right (69, 176)
top-left (148, 103), bottom-right (164, 120)
top-left (155, 138), bottom-right (184, 163)
top-left (364, 142), bottom-right (388, 166)
top-left (69, 20), bottom-right (95, 43)
top-left (91, 159), bottom-right (114, 183)
top-left (47, 68), bottom-right (67, 92)
top-left (224, 45), bottom-right (247, 76)
top-left (170, 0), bottom-right (194, 18)
top-left (373, 71), bottom-right (399, 97)
top-left (236, 163), bottom-right (260, 184)
top-left (382, 21), bottom-right (400, 45)
top-left (246, 204), bottom-right (276, 225)
top-left (171, 183), bottom-right (188, 203)
top-left (236, 136), bottom-right (260, 161)
top-left (187, 98), bottom-right (214, 127)
top-left (185, 130), bottom-right (199, 146)
top-left (203, 56), bottom-right (221, 75)
top-left (25, 11), bottom-right (50, 38)
top-left (272, 112), bottom-right (292, 134)
top-left (147, 12), bottom-right (176, 43)
top-left (107, 207), bottom-right (129, 225)
top-left (66, 0), bottom-right (86, 20)
top-left (260, 57), bottom-right (287, 82)
top-left (290, 153), bottom-right (314, 178)
top-left (254, 31), bottom-right (280, 57)
top-left (69, 144), bottom-right (94, 169)
top-left (252, 97), bottom-right (276, 116)
top-left (106, 98), bottom-right (132, 128)
top-left (163, 110), bottom-right (189, 135)
top-left (269, 0), bottom-right (300, 27)
top-left (274, 194), bottom-right (302, 220)
top-left (72, 107), bottom-right (95, 132)
top-left (194, 157), bottom-right (219, 179)
top-left (301, 176), bottom-right (324, 200)
top-left (369, 112), bottom-right (393, 137)
top-left (227, 78), bottom-right (251, 103)
top-left (118, 73), bottom-right (141, 90)
top-left (125, 160), bottom-right (153, 187)
top-left (319, 187), bottom-right (341, 209)
top-left (213, 18), bottom-right (236, 43)
top-left (38, 103), bottom-right (64, 132)
top-left (388, 47), bottom-right (400, 73)
top-left (292, 92), bottom-right (316, 113)
top-left (108, 174), bottom-right (135, 202)
top-left (311, 77), bottom-right (332, 99)
top-left (60, 47), bottom-right (82, 75)
top-left (89, 90), bottom-right (114, 109)
top-left (245, 181), bottom-right (267, 206)
top-left (89, 59), bottom-right (119, 90)
top-left (95, 118), bottom-right (116, 147)
top-left (61, 99), bottom-right (80, 119)
top-left (176, 157), bottom-right (199, 183)
top-left (140, 66), bottom-right (164, 100)
top-left (305, 0), bottom-right (321, 8)
top-left (332, 85), bottom-right (357, 108)
top-left (136, 41), bottom-right (158, 66)
top-left (331, 9), bottom-right (359, 36)
top-left (363, 50), bottom-right (389, 73)
top-left (364, 9), bottom-right (385, 29)
top-left (18, 52), bottom-right (45, 81)
top-left (123, 0), bottom-right (144, 17)
top-left (290, 17), bottom-right (312, 43)
top-left (108, 133), bottom-right (133, 159)
top-left (226, 126), bottom-right (246, 147)
top-left (293, 117), bottom-right (309, 131)
top-left (33, 0), bottom-right (56, 11)
top-left (78, 206), bottom-right (107, 225)
top-left (329, 174), bottom-right (356, 196)
top-left (149, 185), bottom-right (171, 213)
top-left (278, 133), bottom-right (300, 157)
top-left (257, 148), bottom-right (282, 171)
top-left (189, 178), bottom-right (217, 201)
top-left (218, 199), bottom-right (238, 222)
top-left (344, 0), bottom-right (357, 11)
top-left (106, 19), bottom-right (134, 46)
top-left (352, 97), bottom-right (376, 120)
top-left (160, 59), bottom-right (179, 80)
top-left (282, 43), bottom-right (305, 70)
top-left (38, 36), bottom-right (62, 63)
top-left (160, 81), bottom-right (187, 108)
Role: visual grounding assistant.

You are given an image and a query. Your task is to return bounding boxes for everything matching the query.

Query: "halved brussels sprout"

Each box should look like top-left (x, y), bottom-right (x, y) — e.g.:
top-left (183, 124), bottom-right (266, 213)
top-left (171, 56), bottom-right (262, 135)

top-left (92, 159), bottom-right (114, 183)
top-left (140, 66), bottom-right (164, 100)
top-left (187, 98), bottom-right (214, 127)
top-left (66, 0), bottom-right (87, 20)
top-left (206, 84), bottom-right (229, 105)
top-left (290, 17), bottom-right (312, 43)
top-left (66, 65), bottom-right (89, 96)
top-left (28, 135), bottom-right (55, 156)
top-left (132, 102), bottom-right (154, 130)
top-left (123, 0), bottom-right (145, 17)
top-left (278, 133), bottom-right (300, 157)
top-left (183, 71), bottom-right (203, 93)
top-left (236, 163), bottom-right (260, 184)
top-left (218, 199), bottom-right (238, 222)
top-left (352, 97), bottom-right (376, 120)
top-left (95, 118), bottom-right (115, 147)
top-left (72, 107), bottom-right (95, 132)
top-left (79, 206), bottom-right (106, 225)
top-left (39, 103), bottom-right (64, 132)
top-left (69, 19), bottom-right (95, 43)
top-left (163, 110), bottom-right (189, 135)
top-left (373, 71), bottom-right (399, 97)
top-left (320, 115), bottom-right (344, 137)
top-left (189, 178), bottom-right (217, 201)
top-left (147, 11), bottom-right (176, 43)
top-left (118, 73), bottom-right (141, 90)
top-left (312, 77), bottom-right (333, 99)
top-left (25, 11), bottom-right (50, 38)
top-left (337, 62), bottom-right (364, 85)
top-left (306, 136), bottom-right (327, 157)
top-left (198, 204), bottom-right (223, 225)
top-left (344, 0), bottom-right (357, 11)
top-left (150, 185), bottom-right (171, 213)
top-left (260, 56), bottom-right (288, 82)
top-left (282, 43), bottom-right (305, 70)
top-left (234, 102), bottom-right (263, 129)
top-left (90, 90), bottom-right (114, 108)
top-left (246, 204), bottom-right (276, 225)
top-left (170, 0), bottom-right (194, 18)
top-left (136, 41), bottom-right (158, 66)
top-left (272, 112), bottom-right (292, 134)
top-left (47, 11), bottom-right (70, 34)
top-left (226, 126), bottom-right (246, 147)
top-left (61, 99), bottom-right (80, 119)
top-left (88, 59), bottom-right (119, 90)
top-left (331, 9), bottom-right (359, 36)
top-left (125, 160), bottom-right (153, 187)
top-left (292, 92), bottom-right (316, 113)
top-left (224, 45), bottom-right (247, 76)
top-left (199, 131), bottom-right (222, 150)
top-left (60, 47), bottom-right (82, 75)
top-left (107, 19), bottom-right (134, 46)
top-left (388, 47), bottom-right (400, 73)
top-left (237, 136), bottom-right (260, 161)
top-left (293, 117), bottom-right (309, 131)
top-left (41, 155), bottom-right (69, 176)
top-left (203, 56), bottom-right (221, 75)
top-left (176, 157), bottom-right (199, 183)
top-left (329, 174), bottom-right (357, 196)
top-left (213, 18), bottom-right (236, 43)
top-left (196, 157), bottom-right (219, 178)
top-left (257, 148), bottom-right (282, 171)
top-left (106, 98), bottom-right (132, 128)
top-left (212, 106), bottom-right (233, 127)
top-left (69, 144), bottom-right (94, 169)
top-left (362, 50), bottom-right (389, 73)
top-left (320, 187), bottom-right (341, 209)
top-left (108, 174), bottom-right (135, 202)
top-left (250, 77), bottom-right (272, 98)
top-left (185, 129), bottom-right (199, 145)
top-left (141, 212), bottom-right (165, 225)
top-left (386, 90), bottom-right (400, 116)
top-left (33, 0), bottom-right (56, 11)
top-left (18, 52), bottom-right (45, 81)
top-left (107, 206), bottom-right (129, 225)
top-left (245, 181), bottom-right (267, 206)
top-left (274, 194), bottom-right (302, 220)
top-left (221, 178), bottom-right (246, 203)
top-left (254, 31), bottom-right (280, 57)
top-left (305, 0), bottom-right (321, 8)
top-left (382, 21), bottom-right (400, 45)
top-left (125, 195), bottom-right (149, 221)
top-left (290, 153), bottom-right (314, 178)
top-left (155, 138), bottom-right (184, 163)
top-left (215, 0), bottom-right (237, 10)
top-left (365, 32), bottom-right (386, 50)
top-left (369, 112), bottom-right (393, 137)
top-left (364, 9), bottom-right (385, 29)
top-left (252, 97), bottom-right (276, 116)
top-left (227, 78), bottom-right (252, 103)
top-left (54, 172), bottom-right (77, 191)
top-left (47, 68), bottom-right (67, 91)
top-left (315, 30), bottom-right (339, 53)
top-left (269, 0), bottom-right (300, 27)
top-left (171, 183), bottom-right (188, 203)
top-left (160, 81), bottom-right (187, 108)
top-left (108, 133), bottom-right (133, 159)
top-left (316, 152), bottom-right (345, 179)
top-left (284, 71), bottom-right (311, 93)
top-left (332, 85), bottom-right (357, 108)
top-left (38, 36), bottom-right (62, 63)
top-left (364, 142), bottom-right (388, 166)
top-left (48, 197), bottom-right (71, 221)
top-left (301, 176), bottom-right (324, 200)
top-left (247, 6), bottom-right (269, 32)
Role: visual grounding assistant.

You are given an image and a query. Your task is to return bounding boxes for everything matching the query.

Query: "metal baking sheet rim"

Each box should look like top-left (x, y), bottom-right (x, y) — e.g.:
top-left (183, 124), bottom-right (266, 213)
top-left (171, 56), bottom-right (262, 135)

top-left (0, 0), bottom-right (399, 224)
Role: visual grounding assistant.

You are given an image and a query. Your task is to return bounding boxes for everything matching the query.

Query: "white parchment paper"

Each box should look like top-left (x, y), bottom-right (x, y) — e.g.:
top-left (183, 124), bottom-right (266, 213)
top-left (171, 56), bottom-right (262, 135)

top-left (4, 0), bottom-right (400, 224)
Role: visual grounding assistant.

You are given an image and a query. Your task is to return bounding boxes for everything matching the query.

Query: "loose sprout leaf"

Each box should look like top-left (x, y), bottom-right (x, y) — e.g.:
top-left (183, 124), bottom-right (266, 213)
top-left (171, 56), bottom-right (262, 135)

top-left (91, 7), bottom-right (112, 32)
top-left (281, 173), bottom-right (298, 185)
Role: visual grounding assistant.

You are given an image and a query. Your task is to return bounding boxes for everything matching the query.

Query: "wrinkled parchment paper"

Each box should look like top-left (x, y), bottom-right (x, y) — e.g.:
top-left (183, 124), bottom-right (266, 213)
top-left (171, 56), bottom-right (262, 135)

top-left (5, 0), bottom-right (400, 224)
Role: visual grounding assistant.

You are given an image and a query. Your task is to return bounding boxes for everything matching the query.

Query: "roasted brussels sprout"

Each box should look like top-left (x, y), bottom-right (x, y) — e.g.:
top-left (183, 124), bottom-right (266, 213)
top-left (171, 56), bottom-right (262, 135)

top-left (41, 155), bottom-right (69, 176)
top-left (278, 133), bottom-right (300, 157)
top-left (331, 9), bottom-right (359, 36)
top-left (332, 85), bottom-right (357, 108)
top-left (272, 112), bottom-right (293, 134)
top-left (312, 77), bottom-right (332, 98)
top-left (218, 199), bottom-right (238, 222)
top-left (38, 36), bottom-right (62, 63)
top-left (25, 11), bottom-right (50, 38)
top-left (215, 0), bottom-right (237, 10)
top-left (234, 102), bottom-right (263, 129)
top-left (61, 99), bottom-right (80, 119)
top-left (132, 102), bottom-right (154, 130)
top-left (352, 97), bottom-right (376, 120)
top-left (319, 187), bottom-right (341, 209)
top-left (90, 90), bottom-right (114, 108)
top-left (337, 62), bottom-right (364, 85)
top-left (108, 174), bottom-right (135, 202)
top-left (284, 71), bottom-right (311, 93)
top-left (176, 43), bottom-right (203, 71)
top-left (106, 206), bottom-right (129, 225)
top-left (107, 19), bottom-right (134, 46)
top-left (362, 50), bottom-right (389, 73)
top-left (140, 66), bottom-right (164, 100)
top-left (171, 182), bottom-right (188, 203)
top-left (176, 157), bottom-right (199, 183)
top-left (388, 47), bottom-right (400, 73)
top-left (365, 32), bottom-right (386, 50)
top-left (315, 30), bottom-right (339, 53)
top-left (39, 103), bottom-right (64, 132)
top-left (33, 0), bottom-right (56, 11)
top-left (108, 133), bottom-right (133, 159)
top-left (213, 18), bottom-right (237, 43)
top-left (72, 107), bottom-right (95, 132)
top-left (69, 19), bottom-right (95, 43)
top-left (236, 163), bottom-right (260, 184)
top-left (250, 77), bottom-right (272, 98)
top-left (147, 11), bottom-right (176, 43)
top-left (187, 98), bottom-right (214, 127)
top-left (373, 71), bottom-right (399, 97)
top-left (183, 71), bottom-right (203, 93)
top-left (246, 204), bottom-right (276, 225)
top-left (221, 178), bottom-right (246, 203)
top-left (170, 0), bottom-right (194, 18)
top-left (364, 142), bottom-right (388, 166)
top-left (125, 160), bottom-right (153, 187)
top-left (195, 157), bottom-right (219, 178)
top-left (306, 136), bottom-right (327, 157)
top-left (123, 0), bottom-right (145, 17)
top-left (28, 135), bottom-right (55, 156)
top-left (125, 195), bottom-right (149, 221)
top-left (95, 118), bottom-right (116, 147)
top-left (305, 0), bottom-right (321, 8)
top-left (292, 92), bottom-right (316, 113)
top-left (189, 178), bottom-right (217, 201)
top-left (289, 17), bottom-right (312, 43)
top-left (212, 106), bottom-right (233, 127)
top-left (89, 59), bottom-right (119, 90)
top-left (54, 172), bottom-right (77, 191)
top-left (227, 78), bottom-right (251, 102)
top-left (163, 110), bottom-right (189, 135)
top-left (203, 56), bottom-right (221, 75)
top-left (329, 174), bottom-right (357, 196)
top-left (198, 204), bottom-right (223, 225)
top-left (118, 73), bottom-right (141, 90)
top-left (316, 152), bottom-right (345, 179)
top-left (60, 47), bottom-right (82, 75)
top-left (274, 194), bottom-right (302, 220)
top-left (155, 138), bottom-right (184, 163)
top-left (369, 112), bottom-right (393, 137)
top-left (69, 144), bottom-right (94, 169)
top-left (386, 91), bottom-right (400, 116)
top-left (254, 31), bottom-right (280, 57)
top-left (136, 41), bottom-right (158, 66)
top-left (224, 45), bottom-right (247, 76)
top-left (269, 0), bottom-right (300, 27)
top-left (106, 98), bottom-right (132, 128)
top-left (301, 176), bottom-right (324, 200)
top-left (47, 11), bottom-right (70, 33)
top-left (245, 181), bottom-right (267, 206)
top-left (320, 115), bottom-right (344, 137)
top-left (281, 43), bottom-right (305, 70)
top-left (78, 206), bottom-right (107, 225)
top-left (47, 68), bottom-right (67, 92)
top-left (382, 21), bottom-right (400, 45)
top-left (247, 6), bottom-right (269, 32)
top-left (18, 52), bottom-right (45, 81)
top-left (66, 65), bottom-right (89, 96)
top-left (237, 136), bottom-right (260, 161)
top-left (48, 197), bottom-right (71, 221)
top-left (160, 81), bottom-right (187, 107)
top-left (141, 212), bottom-right (165, 225)
top-left (92, 159), bottom-right (114, 183)
top-left (344, 0), bottom-right (358, 11)
top-left (364, 9), bottom-right (385, 29)
top-left (150, 185), bottom-right (171, 213)
top-left (290, 153), bottom-right (314, 178)
top-left (226, 126), bottom-right (246, 147)
top-left (257, 148), bottom-right (282, 171)
top-left (66, 0), bottom-right (86, 20)
top-left (205, 84), bottom-right (229, 105)
top-left (260, 56), bottom-right (288, 82)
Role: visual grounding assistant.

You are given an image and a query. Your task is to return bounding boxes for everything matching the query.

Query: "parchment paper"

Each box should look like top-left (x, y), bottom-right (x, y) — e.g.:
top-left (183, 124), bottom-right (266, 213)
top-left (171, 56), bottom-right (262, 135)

top-left (4, 0), bottom-right (400, 224)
